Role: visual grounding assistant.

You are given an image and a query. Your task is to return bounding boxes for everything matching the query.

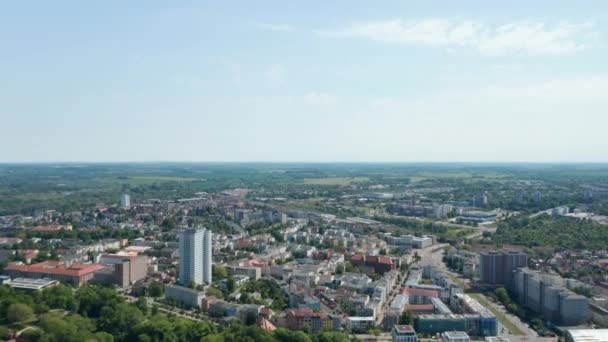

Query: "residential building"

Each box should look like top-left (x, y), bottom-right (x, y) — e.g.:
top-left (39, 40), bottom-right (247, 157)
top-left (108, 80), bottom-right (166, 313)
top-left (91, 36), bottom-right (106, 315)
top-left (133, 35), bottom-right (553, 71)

top-left (479, 251), bottom-right (527, 286)
top-left (512, 268), bottom-right (588, 326)
top-left (179, 228), bottom-right (212, 286)
top-left (165, 284), bottom-right (205, 308)
top-left (285, 308), bottom-right (337, 332)
top-left (121, 194), bottom-right (131, 208)
top-left (350, 254), bottom-right (396, 274)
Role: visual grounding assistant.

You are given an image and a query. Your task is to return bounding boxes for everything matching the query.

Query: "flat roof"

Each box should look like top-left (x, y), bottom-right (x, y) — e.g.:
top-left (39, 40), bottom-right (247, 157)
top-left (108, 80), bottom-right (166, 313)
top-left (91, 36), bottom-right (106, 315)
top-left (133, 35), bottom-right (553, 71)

top-left (567, 329), bottom-right (608, 341)
top-left (5, 277), bottom-right (58, 290)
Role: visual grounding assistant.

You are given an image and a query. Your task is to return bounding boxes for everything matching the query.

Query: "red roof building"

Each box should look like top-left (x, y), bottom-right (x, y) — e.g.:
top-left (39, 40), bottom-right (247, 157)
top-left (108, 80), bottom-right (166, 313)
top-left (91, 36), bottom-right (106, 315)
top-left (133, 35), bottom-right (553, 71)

top-left (4, 261), bottom-right (103, 286)
top-left (350, 254), bottom-right (396, 274)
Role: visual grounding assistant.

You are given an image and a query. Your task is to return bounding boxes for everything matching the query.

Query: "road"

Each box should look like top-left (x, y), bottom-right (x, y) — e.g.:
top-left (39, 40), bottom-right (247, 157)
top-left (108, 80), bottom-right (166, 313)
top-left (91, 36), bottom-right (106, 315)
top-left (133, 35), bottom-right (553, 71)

top-left (419, 244), bottom-right (557, 342)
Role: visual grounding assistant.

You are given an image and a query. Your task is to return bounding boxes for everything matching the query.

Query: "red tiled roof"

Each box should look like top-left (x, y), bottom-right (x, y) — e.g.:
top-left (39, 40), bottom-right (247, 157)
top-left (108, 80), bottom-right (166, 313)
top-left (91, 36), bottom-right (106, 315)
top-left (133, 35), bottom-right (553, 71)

top-left (257, 317), bottom-right (276, 332)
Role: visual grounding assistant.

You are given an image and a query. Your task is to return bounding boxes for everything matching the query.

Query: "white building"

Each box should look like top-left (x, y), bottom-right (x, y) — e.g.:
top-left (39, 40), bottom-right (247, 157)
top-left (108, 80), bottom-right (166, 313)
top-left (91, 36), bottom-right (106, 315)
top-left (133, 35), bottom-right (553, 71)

top-left (392, 325), bottom-right (418, 342)
top-left (442, 331), bottom-right (470, 342)
top-left (120, 194), bottom-right (131, 208)
top-left (165, 284), bottom-right (205, 308)
top-left (179, 228), bottom-right (212, 286)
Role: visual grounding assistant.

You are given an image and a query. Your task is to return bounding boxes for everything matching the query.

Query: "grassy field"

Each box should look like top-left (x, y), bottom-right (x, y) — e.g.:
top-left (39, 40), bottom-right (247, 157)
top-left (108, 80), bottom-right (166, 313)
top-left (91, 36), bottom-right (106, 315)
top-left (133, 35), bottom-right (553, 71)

top-left (468, 293), bottom-right (525, 336)
top-left (302, 177), bottom-right (369, 185)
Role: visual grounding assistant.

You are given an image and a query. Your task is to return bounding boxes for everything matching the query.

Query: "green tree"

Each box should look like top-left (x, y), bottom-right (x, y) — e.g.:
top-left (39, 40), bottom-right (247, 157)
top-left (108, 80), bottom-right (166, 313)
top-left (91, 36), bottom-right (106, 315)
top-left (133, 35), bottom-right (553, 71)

top-left (6, 303), bottom-right (35, 323)
top-left (148, 282), bottom-right (164, 298)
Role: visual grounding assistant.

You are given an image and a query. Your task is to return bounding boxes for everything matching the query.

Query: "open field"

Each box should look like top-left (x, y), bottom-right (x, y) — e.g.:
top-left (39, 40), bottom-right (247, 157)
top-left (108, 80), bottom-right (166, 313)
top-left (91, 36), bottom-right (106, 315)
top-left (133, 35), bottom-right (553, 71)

top-left (302, 177), bottom-right (369, 185)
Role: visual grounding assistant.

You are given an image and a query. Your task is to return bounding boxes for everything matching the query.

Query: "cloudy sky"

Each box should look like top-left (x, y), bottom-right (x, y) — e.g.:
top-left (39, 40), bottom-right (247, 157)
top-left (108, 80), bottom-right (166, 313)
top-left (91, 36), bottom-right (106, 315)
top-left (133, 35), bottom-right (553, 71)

top-left (1, 1), bottom-right (607, 162)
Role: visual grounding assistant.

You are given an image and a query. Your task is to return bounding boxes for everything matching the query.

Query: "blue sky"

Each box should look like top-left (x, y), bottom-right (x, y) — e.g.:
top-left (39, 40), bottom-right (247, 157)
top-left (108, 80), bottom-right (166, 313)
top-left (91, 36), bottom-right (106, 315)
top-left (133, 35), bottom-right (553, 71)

top-left (2, 1), bottom-right (607, 162)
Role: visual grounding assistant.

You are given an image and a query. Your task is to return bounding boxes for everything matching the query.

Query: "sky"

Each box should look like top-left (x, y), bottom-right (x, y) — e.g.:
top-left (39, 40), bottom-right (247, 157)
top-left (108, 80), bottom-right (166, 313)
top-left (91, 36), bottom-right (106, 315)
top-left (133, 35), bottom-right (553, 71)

top-left (1, 0), bottom-right (608, 162)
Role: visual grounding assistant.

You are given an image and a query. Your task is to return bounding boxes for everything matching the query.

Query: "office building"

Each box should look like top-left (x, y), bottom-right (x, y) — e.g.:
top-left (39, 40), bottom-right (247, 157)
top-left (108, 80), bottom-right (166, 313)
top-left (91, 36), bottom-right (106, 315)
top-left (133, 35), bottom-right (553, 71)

top-left (392, 325), bottom-right (418, 342)
top-left (442, 331), bottom-right (470, 342)
top-left (179, 228), bottom-right (212, 286)
top-left (120, 194), bottom-right (131, 208)
top-left (479, 251), bottom-right (527, 286)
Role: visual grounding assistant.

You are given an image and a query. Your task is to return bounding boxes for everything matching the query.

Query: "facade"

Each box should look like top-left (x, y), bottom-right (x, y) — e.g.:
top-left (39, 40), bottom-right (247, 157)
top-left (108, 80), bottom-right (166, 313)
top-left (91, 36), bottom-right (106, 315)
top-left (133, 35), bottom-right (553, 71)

top-left (392, 325), bottom-right (418, 342)
top-left (442, 331), bottom-right (470, 342)
top-left (165, 284), bottom-right (205, 308)
top-left (479, 251), bottom-right (527, 286)
top-left (179, 228), bottom-right (212, 286)
top-left (3, 261), bottom-right (103, 286)
top-left (120, 194), bottom-right (131, 208)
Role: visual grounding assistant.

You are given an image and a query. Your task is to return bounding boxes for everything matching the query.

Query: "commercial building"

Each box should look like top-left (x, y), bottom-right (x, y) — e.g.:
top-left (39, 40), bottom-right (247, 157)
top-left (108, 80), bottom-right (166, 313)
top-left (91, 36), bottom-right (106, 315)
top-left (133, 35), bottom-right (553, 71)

top-left (179, 228), bottom-right (212, 286)
top-left (479, 251), bottom-right (527, 286)
top-left (565, 329), bottom-right (608, 342)
top-left (442, 331), bottom-right (470, 342)
top-left (512, 268), bottom-right (588, 326)
top-left (416, 314), bottom-right (497, 337)
top-left (120, 194), bottom-right (131, 208)
top-left (392, 325), bottom-right (418, 342)
top-left (3, 261), bottom-right (104, 286)
top-left (165, 284), bottom-right (205, 308)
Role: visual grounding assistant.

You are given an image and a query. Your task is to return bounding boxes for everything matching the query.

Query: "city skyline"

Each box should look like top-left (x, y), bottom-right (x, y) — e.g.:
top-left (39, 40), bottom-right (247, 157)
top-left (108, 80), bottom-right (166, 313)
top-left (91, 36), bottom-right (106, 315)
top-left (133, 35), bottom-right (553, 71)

top-left (2, 1), bottom-right (608, 162)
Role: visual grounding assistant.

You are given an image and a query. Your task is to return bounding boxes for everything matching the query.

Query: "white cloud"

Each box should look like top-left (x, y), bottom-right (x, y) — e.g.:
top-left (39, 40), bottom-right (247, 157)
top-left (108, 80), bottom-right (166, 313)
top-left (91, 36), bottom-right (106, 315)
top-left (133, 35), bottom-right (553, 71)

top-left (318, 19), bottom-right (595, 56)
top-left (264, 64), bottom-right (286, 87)
top-left (252, 22), bottom-right (293, 32)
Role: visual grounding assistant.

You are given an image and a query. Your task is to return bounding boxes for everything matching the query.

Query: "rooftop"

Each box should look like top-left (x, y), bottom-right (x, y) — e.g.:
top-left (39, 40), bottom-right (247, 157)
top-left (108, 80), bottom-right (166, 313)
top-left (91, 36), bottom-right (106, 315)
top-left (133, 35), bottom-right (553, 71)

top-left (4, 261), bottom-right (104, 277)
top-left (393, 325), bottom-right (415, 333)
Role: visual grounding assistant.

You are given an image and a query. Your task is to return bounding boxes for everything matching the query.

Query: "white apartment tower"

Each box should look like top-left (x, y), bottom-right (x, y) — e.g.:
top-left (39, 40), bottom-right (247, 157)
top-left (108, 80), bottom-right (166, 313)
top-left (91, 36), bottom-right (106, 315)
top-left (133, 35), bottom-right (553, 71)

top-left (120, 194), bottom-right (131, 208)
top-left (179, 228), bottom-right (212, 286)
